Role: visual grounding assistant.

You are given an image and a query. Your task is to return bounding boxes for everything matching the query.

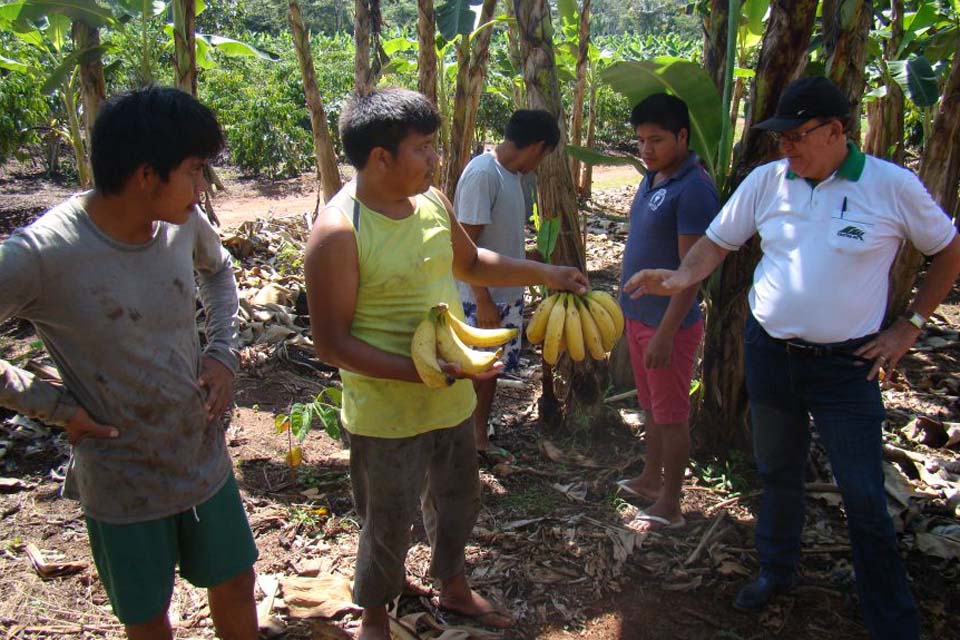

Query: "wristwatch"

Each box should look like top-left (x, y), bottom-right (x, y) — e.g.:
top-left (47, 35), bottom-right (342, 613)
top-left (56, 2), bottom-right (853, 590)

top-left (903, 311), bottom-right (927, 330)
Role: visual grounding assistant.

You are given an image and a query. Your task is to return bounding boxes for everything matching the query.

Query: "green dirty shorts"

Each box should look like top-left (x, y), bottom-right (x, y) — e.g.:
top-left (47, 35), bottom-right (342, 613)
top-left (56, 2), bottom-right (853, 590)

top-left (85, 472), bottom-right (259, 626)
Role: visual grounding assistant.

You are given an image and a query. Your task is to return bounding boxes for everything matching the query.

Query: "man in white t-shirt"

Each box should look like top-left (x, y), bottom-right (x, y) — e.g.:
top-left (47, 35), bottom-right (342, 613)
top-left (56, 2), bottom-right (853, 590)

top-left (624, 77), bottom-right (960, 640)
top-left (455, 110), bottom-right (559, 463)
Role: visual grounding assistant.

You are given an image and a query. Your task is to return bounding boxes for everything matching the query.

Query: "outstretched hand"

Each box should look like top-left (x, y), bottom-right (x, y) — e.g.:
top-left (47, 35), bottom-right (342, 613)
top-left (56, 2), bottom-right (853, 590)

top-left (439, 359), bottom-right (504, 382)
top-left (65, 407), bottom-right (118, 445)
top-left (623, 269), bottom-right (690, 299)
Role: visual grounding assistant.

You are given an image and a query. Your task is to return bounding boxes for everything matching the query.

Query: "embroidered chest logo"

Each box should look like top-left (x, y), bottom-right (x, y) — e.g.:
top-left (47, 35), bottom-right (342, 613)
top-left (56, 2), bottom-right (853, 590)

top-left (836, 225), bottom-right (865, 241)
top-left (648, 188), bottom-right (667, 211)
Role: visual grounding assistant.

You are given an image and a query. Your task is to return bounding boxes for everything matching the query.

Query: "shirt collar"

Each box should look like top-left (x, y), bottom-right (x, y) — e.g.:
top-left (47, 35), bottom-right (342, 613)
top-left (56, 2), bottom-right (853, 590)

top-left (644, 152), bottom-right (701, 190)
top-left (785, 142), bottom-right (865, 183)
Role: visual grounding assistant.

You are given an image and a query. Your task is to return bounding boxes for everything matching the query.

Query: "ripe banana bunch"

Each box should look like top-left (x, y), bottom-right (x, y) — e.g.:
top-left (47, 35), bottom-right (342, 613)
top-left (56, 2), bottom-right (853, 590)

top-left (411, 303), bottom-right (518, 388)
top-left (526, 290), bottom-right (624, 365)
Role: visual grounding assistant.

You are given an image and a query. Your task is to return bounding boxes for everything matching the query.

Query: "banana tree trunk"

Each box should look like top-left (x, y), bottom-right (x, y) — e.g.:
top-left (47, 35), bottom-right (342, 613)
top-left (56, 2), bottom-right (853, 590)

top-left (290, 0), bottom-right (343, 206)
top-left (865, 0), bottom-right (904, 162)
top-left (442, 36), bottom-right (472, 198)
top-left (63, 73), bottom-right (92, 188)
top-left (578, 79), bottom-right (598, 199)
top-left (354, 0), bottom-right (384, 96)
top-left (702, 0), bottom-right (730, 93)
top-left (886, 51), bottom-right (960, 321)
top-left (699, 0), bottom-right (819, 453)
top-left (459, 0), bottom-right (498, 172)
top-left (824, 0), bottom-right (872, 141)
top-left (515, 0), bottom-right (604, 424)
top-left (172, 0), bottom-right (197, 96)
top-left (417, 0), bottom-right (438, 105)
top-left (569, 0), bottom-right (591, 187)
top-left (71, 19), bottom-right (104, 189)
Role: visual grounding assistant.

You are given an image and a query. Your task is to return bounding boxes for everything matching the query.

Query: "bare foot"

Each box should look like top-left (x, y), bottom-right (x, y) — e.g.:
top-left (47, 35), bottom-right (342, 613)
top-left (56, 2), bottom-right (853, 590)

top-left (617, 475), bottom-right (661, 502)
top-left (357, 609), bottom-right (390, 640)
top-left (438, 589), bottom-right (515, 629)
top-left (626, 500), bottom-right (685, 533)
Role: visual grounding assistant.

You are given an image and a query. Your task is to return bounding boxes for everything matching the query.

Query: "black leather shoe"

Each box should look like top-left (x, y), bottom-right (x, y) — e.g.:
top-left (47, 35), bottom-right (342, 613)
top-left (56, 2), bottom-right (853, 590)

top-left (733, 574), bottom-right (794, 612)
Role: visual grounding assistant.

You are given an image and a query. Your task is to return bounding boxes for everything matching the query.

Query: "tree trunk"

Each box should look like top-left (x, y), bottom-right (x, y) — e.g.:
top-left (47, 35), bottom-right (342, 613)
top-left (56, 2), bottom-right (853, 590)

top-left (515, 0), bottom-right (604, 424)
top-left (824, 0), bottom-right (872, 140)
top-left (569, 0), bottom-right (591, 187)
top-left (864, 0), bottom-right (904, 163)
top-left (71, 19), bottom-right (104, 189)
top-left (172, 0), bottom-right (197, 96)
top-left (702, 0), bottom-right (730, 93)
top-left (578, 80), bottom-right (598, 198)
top-left (442, 36), bottom-right (472, 198)
top-left (699, 0), bottom-right (819, 453)
top-left (290, 0), bottom-right (343, 206)
top-left (417, 0), bottom-right (438, 105)
top-left (886, 51), bottom-right (960, 321)
top-left (460, 0), bottom-right (498, 171)
top-left (354, 0), bottom-right (384, 95)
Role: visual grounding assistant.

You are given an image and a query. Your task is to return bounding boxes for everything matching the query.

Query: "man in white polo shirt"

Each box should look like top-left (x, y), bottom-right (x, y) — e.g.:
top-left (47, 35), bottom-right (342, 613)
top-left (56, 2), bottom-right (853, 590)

top-left (623, 76), bottom-right (960, 640)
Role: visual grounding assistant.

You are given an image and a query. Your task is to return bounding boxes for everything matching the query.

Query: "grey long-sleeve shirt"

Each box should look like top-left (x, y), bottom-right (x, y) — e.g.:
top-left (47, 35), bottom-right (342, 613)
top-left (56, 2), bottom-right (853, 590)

top-left (0, 196), bottom-right (239, 523)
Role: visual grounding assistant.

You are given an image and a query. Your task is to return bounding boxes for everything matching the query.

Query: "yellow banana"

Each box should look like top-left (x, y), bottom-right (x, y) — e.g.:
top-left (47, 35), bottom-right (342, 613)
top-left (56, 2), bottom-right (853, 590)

top-left (541, 293), bottom-right (567, 365)
top-left (410, 314), bottom-right (450, 389)
top-left (445, 310), bottom-right (517, 348)
top-left (434, 306), bottom-right (501, 374)
top-left (585, 296), bottom-right (617, 352)
top-left (526, 293), bottom-right (559, 344)
top-left (564, 294), bottom-right (586, 362)
top-left (587, 290), bottom-right (625, 338)
top-left (575, 296), bottom-right (605, 360)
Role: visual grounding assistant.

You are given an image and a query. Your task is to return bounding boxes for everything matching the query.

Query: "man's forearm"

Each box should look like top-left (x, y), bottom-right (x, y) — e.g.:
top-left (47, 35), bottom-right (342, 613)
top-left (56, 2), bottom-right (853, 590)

top-left (471, 285), bottom-right (494, 303)
top-left (909, 236), bottom-right (960, 319)
top-left (1, 360), bottom-right (78, 427)
top-left (457, 248), bottom-right (550, 288)
top-left (198, 263), bottom-right (241, 373)
top-left (678, 236), bottom-right (729, 285)
top-left (315, 335), bottom-right (421, 383)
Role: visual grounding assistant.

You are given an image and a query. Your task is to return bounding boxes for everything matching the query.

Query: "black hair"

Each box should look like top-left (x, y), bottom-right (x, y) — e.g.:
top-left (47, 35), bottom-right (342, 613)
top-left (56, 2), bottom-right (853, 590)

top-left (339, 88), bottom-right (441, 169)
top-left (629, 93), bottom-right (690, 141)
top-left (504, 109), bottom-right (561, 150)
top-left (91, 86), bottom-right (224, 195)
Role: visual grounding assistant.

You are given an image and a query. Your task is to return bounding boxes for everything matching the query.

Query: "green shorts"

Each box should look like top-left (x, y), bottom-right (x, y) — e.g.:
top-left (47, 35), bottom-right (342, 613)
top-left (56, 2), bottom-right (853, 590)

top-left (85, 472), bottom-right (259, 626)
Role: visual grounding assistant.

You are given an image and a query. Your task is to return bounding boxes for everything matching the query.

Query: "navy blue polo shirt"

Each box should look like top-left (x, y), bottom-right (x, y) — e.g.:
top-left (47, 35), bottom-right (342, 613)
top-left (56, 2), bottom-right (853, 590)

top-left (619, 152), bottom-right (720, 328)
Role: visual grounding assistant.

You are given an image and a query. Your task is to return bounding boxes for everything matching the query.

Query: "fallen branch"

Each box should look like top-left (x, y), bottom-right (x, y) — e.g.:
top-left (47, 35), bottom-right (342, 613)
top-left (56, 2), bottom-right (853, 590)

top-left (604, 389), bottom-right (636, 404)
top-left (684, 510), bottom-right (727, 567)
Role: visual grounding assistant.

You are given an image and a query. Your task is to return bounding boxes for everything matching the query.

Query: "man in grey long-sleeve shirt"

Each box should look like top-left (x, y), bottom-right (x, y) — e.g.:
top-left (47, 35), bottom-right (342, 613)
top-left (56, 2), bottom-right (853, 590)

top-left (0, 87), bottom-right (258, 639)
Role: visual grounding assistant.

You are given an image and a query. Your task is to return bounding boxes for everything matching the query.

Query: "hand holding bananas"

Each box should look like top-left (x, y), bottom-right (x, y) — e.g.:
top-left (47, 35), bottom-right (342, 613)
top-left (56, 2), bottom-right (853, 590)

top-left (542, 264), bottom-right (590, 296)
top-left (526, 291), bottom-right (625, 365)
top-left (623, 268), bottom-right (692, 299)
top-left (412, 303), bottom-right (519, 388)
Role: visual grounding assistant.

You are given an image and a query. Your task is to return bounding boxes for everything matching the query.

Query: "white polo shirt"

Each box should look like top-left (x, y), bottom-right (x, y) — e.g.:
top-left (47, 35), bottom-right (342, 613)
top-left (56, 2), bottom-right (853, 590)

top-left (707, 146), bottom-right (957, 343)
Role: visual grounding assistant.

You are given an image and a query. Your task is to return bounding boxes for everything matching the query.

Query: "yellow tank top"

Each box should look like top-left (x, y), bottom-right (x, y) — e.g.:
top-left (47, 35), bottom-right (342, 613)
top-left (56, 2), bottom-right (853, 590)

top-left (328, 185), bottom-right (476, 438)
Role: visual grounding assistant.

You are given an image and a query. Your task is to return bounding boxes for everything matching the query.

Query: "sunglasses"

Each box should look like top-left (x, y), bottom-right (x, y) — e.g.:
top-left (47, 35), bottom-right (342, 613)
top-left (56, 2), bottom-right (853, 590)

top-left (770, 121), bottom-right (831, 144)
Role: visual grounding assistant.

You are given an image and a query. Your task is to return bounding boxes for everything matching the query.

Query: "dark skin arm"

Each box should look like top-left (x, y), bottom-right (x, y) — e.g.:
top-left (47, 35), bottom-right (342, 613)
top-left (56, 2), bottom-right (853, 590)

top-left (461, 223), bottom-right (502, 329)
top-left (643, 234), bottom-right (702, 369)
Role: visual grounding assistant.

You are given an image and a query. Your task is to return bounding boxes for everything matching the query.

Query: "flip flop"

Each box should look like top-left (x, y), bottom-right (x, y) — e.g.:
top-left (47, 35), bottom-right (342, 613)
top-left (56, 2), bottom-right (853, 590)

top-left (478, 446), bottom-right (515, 465)
top-left (438, 603), bottom-right (516, 629)
top-left (615, 479), bottom-right (658, 503)
top-left (627, 510), bottom-right (686, 532)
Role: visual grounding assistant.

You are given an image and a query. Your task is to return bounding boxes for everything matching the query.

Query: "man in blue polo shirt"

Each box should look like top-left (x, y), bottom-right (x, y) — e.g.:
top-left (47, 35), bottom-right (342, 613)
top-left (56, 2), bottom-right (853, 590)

top-left (616, 93), bottom-right (719, 532)
top-left (625, 77), bottom-right (960, 640)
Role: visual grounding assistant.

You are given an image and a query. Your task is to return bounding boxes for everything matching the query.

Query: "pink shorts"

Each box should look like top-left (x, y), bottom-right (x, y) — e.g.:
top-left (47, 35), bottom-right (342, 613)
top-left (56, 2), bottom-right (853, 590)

top-left (626, 318), bottom-right (704, 424)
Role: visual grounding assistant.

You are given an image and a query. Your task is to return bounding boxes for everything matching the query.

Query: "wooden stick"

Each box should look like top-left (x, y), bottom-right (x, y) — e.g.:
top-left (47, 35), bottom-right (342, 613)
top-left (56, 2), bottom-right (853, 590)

top-left (684, 510), bottom-right (727, 566)
top-left (604, 389), bottom-right (636, 403)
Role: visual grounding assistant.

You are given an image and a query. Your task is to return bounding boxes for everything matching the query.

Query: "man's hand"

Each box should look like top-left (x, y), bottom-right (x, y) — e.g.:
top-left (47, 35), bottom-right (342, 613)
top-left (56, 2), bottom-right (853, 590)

top-left (854, 319), bottom-right (922, 381)
top-left (475, 298), bottom-right (502, 329)
top-left (644, 330), bottom-right (674, 369)
top-left (439, 359), bottom-right (504, 382)
top-left (623, 269), bottom-right (691, 298)
top-left (199, 356), bottom-right (235, 422)
top-left (544, 266), bottom-right (589, 295)
top-left (65, 408), bottom-right (118, 445)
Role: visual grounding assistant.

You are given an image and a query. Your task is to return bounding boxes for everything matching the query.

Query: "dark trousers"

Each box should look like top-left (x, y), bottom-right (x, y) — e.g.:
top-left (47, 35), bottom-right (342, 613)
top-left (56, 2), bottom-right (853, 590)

top-left (348, 419), bottom-right (480, 608)
top-left (744, 314), bottom-right (918, 640)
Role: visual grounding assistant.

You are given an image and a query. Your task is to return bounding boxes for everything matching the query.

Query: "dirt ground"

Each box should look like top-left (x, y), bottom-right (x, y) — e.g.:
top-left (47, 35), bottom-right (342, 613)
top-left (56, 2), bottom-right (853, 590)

top-left (1, 163), bottom-right (958, 640)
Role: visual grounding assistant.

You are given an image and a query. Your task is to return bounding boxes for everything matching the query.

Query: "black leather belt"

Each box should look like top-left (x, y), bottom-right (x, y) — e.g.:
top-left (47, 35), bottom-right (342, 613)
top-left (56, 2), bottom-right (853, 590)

top-left (775, 333), bottom-right (876, 361)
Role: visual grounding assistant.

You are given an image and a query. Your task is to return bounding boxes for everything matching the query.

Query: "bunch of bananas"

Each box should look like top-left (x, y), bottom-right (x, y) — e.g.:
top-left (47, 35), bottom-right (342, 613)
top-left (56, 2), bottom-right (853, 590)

top-left (526, 290), bottom-right (624, 365)
top-left (411, 303), bottom-right (518, 388)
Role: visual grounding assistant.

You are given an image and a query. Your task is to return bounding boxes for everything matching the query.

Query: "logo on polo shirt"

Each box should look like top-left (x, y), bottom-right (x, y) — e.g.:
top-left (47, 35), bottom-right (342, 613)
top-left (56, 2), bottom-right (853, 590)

top-left (836, 225), bottom-right (865, 241)
top-left (649, 188), bottom-right (667, 211)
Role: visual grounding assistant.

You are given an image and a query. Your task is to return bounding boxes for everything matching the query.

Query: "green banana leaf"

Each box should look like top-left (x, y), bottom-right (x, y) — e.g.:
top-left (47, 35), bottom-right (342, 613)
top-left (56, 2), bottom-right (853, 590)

top-left (601, 57), bottom-right (723, 180)
top-left (565, 144), bottom-right (644, 173)
top-left (889, 55), bottom-right (940, 107)
top-left (436, 0), bottom-right (481, 42)
top-left (0, 0), bottom-right (114, 26)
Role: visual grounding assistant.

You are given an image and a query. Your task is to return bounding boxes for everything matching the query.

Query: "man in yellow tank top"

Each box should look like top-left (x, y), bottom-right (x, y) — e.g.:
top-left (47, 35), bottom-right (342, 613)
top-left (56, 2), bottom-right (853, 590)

top-left (304, 88), bottom-right (588, 640)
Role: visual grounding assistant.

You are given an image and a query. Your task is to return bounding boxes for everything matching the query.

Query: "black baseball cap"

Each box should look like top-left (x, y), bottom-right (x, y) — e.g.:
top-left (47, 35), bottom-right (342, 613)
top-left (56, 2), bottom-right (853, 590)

top-left (753, 76), bottom-right (851, 132)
